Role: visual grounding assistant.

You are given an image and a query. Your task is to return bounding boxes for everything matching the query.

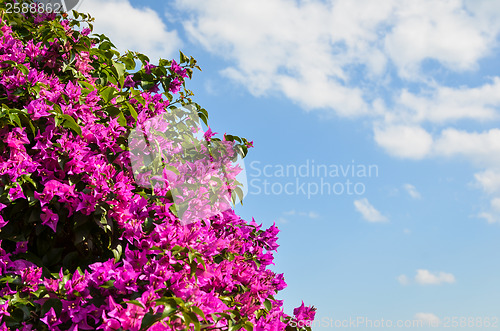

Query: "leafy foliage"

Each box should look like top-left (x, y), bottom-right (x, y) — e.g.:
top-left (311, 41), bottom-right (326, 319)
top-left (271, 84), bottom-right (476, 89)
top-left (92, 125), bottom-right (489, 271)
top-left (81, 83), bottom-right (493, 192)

top-left (0, 0), bottom-right (316, 330)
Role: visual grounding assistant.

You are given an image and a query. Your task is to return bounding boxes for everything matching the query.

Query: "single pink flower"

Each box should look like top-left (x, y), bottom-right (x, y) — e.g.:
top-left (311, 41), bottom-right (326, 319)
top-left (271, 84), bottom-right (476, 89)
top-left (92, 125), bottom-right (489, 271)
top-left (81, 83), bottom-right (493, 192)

top-left (41, 206), bottom-right (58, 232)
top-left (204, 127), bottom-right (217, 142)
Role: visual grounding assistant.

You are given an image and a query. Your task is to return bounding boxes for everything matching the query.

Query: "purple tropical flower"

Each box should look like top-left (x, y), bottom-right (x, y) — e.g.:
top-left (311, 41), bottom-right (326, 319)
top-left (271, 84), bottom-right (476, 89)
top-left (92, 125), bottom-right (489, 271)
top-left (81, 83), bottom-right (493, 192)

top-left (13, 241), bottom-right (28, 254)
top-left (169, 77), bottom-right (182, 93)
top-left (8, 184), bottom-right (25, 200)
top-left (40, 307), bottom-right (62, 330)
top-left (0, 301), bottom-right (10, 320)
top-left (293, 301), bottom-right (317, 323)
top-left (204, 126), bottom-right (217, 142)
top-left (41, 206), bottom-right (58, 232)
top-left (171, 60), bottom-right (188, 78)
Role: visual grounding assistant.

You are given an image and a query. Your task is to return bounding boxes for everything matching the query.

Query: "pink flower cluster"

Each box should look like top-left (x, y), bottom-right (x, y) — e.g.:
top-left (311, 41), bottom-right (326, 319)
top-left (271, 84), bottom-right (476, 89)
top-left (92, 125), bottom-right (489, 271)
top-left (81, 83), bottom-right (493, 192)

top-left (0, 8), bottom-right (315, 331)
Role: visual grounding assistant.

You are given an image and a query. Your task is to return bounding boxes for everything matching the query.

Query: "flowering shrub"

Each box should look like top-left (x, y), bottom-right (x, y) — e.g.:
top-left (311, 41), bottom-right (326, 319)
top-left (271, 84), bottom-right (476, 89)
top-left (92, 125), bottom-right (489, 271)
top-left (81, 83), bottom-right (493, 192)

top-left (0, 1), bottom-right (316, 330)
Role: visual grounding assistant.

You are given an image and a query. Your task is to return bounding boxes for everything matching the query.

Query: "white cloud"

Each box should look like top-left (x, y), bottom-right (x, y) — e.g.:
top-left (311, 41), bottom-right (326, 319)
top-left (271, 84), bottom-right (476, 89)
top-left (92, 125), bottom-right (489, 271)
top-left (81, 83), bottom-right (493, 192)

top-left (403, 184), bottom-right (421, 199)
top-left (478, 198), bottom-right (500, 224)
top-left (375, 126), bottom-right (500, 168)
top-left (394, 80), bottom-right (500, 124)
top-left (475, 170), bottom-right (500, 194)
top-left (474, 172), bottom-right (500, 223)
top-left (399, 269), bottom-right (456, 285)
top-left (478, 212), bottom-right (494, 224)
top-left (433, 128), bottom-right (500, 167)
top-left (298, 211), bottom-right (319, 218)
top-left (278, 217), bottom-right (288, 224)
top-left (79, 0), bottom-right (182, 62)
top-left (374, 125), bottom-right (433, 159)
top-left (373, 125), bottom-right (500, 223)
top-left (308, 211), bottom-right (320, 219)
top-left (415, 269), bottom-right (456, 285)
top-left (415, 313), bottom-right (440, 325)
top-left (170, 0), bottom-right (500, 223)
top-left (175, 0), bottom-right (500, 117)
top-left (175, 0), bottom-right (391, 117)
top-left (397, 274), bottom-right (410, 285)
top-left (490, 198), bottom-right (500, 213)
top-left (353, 198), bottom-right (388, 223)
top-left (284, 210), bottom-right (320, 220)
top-left (383, 127), bottom-right (500, 222)
top-left (385, 0), bottom-right (495, 79)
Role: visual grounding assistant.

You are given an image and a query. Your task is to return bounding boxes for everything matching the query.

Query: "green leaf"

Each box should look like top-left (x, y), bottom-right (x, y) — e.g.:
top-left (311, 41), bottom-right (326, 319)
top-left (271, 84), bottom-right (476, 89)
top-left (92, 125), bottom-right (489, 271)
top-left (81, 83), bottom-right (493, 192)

top-left (191, 306), bottom-right (207, 322)
top-left (126, 102), bottom-right (138, 121)
top-left (125, 299), bottom-right (145, 309)
top-left (179, 51), bottom-right (188, 64)
top-left (113, 61), bottom-right (126, 77)
top-left (195, 255), bottom-right (206, 270)
top-left (8, 112), bottom-right (21, 127)
top-left (62, 251), bottom-right (79, 269)
top-left (1, 60), bottom-right (17, 66)
top-left (113, 61), bottom-right (126, 87)
top-left (60, 114), bottom-right (82, 135)
top-left (42, 247), bottom-right (65, 267)
top-left (10, 292), bottom-right (31, 306)
top-left (140, 312), bottom-right (164, 329)
top-left (121, 53), bottom-right (136, 70)
top-left (232, 186), bottom-right (245, 206)
top-left (198, 110), bottom-right (208, 126)
top-left (136, 53), bottom-right (150, 64)
top-left (186, 311), bottom-right (201, 331)
top-left (79, 80), bottom-right (95, 92)
top-left (163, 165), bottom-right (180, 176)
top-left (100, 86), bottom-right (116, 103)
top-left (16, 63), bottom-right (29, 75)
top-left (104, 106), bottom-right (121, 117)
top-left (99, 280), bottom-right (115, 289)
top-left (112, 244), bottom-right (122, 263)
top-left (117, 110), bottom-right (127, 127)
top-left (182, 312), bottom-right (193, 329)
top-left (132, 93), bottom-right (146, 106)
top-left (171, 245), bottom-right (188, 254)
top-left (243, 321), bottom-right (254, 331)
top-left (263, 299), bottom-right (272, 311)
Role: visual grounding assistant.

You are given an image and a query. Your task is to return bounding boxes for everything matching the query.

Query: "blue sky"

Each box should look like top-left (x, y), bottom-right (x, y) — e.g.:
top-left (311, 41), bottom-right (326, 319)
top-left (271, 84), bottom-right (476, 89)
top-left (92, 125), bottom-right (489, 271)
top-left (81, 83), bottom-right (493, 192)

top-left (77, 0), bottom-right (500, 329)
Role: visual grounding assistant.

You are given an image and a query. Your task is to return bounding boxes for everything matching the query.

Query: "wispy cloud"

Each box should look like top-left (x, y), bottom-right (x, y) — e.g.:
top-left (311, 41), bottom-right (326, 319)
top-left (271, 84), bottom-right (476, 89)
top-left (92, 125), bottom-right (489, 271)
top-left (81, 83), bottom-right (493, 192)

top-left (399, 269), bottom-right (456, 285)
top-left (79, 0), bottom-right (182, 62)
top-left (282, 210), bottom-right (320, 221)
top-left (299, 211), bottom-right (320, 219)
top-left (277, 217), bottom-right (288, 224)
top-left (354, 198), bottom-right (388, 223)
top-left (477, 197), bottom-right (500, 224)
top-left (475, 170), bottom-right (500, 194)
top-left (397, 274), bottom-right (410, 285)
top-left (374, 125), bottom-right (433, 160)
top-left (403, 184), bottom-right (421, 199)
top-left (415, 313), bottom-right (440, 325)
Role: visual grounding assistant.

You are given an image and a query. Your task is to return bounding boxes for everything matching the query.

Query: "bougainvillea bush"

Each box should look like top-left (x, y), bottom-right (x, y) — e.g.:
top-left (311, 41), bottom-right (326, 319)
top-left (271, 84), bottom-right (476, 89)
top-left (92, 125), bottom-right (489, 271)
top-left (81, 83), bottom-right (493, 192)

top-left (0, 1), bottom-right (316, 330)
